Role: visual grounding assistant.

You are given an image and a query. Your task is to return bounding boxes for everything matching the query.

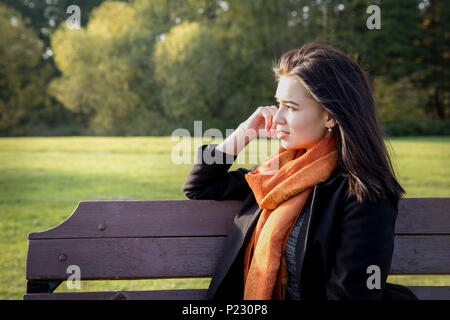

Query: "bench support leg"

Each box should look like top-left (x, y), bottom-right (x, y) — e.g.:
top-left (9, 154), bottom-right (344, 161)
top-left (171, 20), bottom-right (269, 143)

top-left (27, 280), bottom-right (63, 293)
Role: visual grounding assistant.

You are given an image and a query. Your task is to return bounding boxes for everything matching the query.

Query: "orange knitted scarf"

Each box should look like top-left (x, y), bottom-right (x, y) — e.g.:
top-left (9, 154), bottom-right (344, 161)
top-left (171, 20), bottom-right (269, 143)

top-left (243, 135), bottom-right (338, 300)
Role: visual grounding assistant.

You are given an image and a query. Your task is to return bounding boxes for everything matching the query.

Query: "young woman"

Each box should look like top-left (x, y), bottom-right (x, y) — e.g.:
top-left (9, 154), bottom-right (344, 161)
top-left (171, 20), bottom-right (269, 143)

top-left (182, 43), bottom-right (417, 300)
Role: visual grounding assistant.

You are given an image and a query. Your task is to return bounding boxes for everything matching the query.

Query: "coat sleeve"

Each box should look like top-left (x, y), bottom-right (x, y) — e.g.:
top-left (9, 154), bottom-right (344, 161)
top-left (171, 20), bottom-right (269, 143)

top-left (181, 143), bottom-right (258, 201)
top-left (325, 197), bottom-right (398, 300)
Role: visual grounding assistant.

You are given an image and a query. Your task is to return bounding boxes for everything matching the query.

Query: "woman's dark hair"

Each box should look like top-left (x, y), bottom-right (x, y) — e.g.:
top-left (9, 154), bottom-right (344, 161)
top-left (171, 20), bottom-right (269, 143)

top-left (273, 42), bottom-right (406, 205)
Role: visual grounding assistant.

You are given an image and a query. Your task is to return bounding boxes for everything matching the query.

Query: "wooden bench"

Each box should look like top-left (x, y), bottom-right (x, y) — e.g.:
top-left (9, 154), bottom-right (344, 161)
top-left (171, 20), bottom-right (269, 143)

top-left (24, 198), bottom-right (450, 300)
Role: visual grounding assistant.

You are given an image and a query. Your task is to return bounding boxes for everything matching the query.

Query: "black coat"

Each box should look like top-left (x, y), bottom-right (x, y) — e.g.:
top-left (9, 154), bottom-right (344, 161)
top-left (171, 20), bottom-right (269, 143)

top-left (182, 143), bottom-right (417, 300)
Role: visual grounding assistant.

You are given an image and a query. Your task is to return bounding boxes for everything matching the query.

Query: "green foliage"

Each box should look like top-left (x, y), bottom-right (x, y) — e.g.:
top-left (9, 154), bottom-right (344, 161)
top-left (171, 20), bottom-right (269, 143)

top-left (1, 0), bottom-right (115, 47)
top-left (0, 0), bottom-right (448, 136)
top-left (412, 0), bottom-right (450, 119)
top-left (383, 119), bottom-right (450, 136)
top-left (0, 5), bottom-right (65, 135)
top-left (374, 76), bottom-right (427, 123)
top-left (153, 21), bottom-right (227, 130)
top-left (49, 1), bottom-right (153, 135)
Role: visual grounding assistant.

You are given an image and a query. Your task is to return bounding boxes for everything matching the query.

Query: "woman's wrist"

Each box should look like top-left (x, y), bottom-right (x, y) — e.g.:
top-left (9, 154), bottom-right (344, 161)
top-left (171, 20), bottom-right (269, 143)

top-left (216, 124), bottom-right (251, 156)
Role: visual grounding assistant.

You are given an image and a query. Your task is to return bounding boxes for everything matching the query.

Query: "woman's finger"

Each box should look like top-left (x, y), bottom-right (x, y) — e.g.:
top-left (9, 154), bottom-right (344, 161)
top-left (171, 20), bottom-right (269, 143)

top-left (261, 109), bottom-right (270, 132)
top-left (268, 106), bottom-right (278, 137)
top-left (266, 110), bottom-right (273, 132)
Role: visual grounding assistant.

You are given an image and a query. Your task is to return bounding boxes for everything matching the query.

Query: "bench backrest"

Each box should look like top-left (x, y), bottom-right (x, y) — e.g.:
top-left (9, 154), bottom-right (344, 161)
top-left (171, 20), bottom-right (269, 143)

top-left (24, 198), bottom-right (450, 300)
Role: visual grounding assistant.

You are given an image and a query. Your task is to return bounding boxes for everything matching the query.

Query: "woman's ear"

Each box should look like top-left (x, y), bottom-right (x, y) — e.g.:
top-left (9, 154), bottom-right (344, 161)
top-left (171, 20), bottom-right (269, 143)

top-left (324, 110), bottom-right (336, 128)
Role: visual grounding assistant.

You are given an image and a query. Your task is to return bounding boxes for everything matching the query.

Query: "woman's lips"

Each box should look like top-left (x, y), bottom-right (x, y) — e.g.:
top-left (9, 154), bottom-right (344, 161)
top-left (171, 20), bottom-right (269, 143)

top-left (276, 130), bottom-right (290, 140)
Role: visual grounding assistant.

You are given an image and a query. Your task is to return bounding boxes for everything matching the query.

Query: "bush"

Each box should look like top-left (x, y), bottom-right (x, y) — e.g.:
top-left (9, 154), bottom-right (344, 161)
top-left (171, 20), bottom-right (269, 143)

top-left (382, 119), bottom-right (450, 136)
top-left (373, 76), bottom-right (427, 123)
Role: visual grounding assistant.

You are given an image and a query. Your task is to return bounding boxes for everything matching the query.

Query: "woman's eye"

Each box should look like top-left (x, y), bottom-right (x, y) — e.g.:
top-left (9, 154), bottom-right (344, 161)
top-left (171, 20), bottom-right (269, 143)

top-left (286, 105), bottom-right (296, 110)
top-left (276, 102), bottom-right (296, 110)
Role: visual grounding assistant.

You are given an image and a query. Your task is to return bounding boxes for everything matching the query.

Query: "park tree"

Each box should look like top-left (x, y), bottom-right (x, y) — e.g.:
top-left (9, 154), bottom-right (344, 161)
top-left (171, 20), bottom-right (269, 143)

top-left (1, 0), bottom-right (116, 48)
top-left (49, 0), bottom-right (214, 135)
top-left (0, 5), bottom-right (65, 135)
top-left (153, 21), bottom-right (227, 132)
top-left (412, 0), bottom-right (449, 119)
top-left (49, 1), bottom-right (165, 135)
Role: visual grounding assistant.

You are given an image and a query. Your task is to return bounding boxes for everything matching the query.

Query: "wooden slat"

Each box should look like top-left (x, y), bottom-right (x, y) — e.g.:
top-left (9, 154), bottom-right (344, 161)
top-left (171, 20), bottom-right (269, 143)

top-left (28, 200), bottom-right (241, 240)
top-left (390, 235), bottom-right (450, 274)
top-left (23, 287), bottom-right (450, 300)
top-left (28, 198), bottom-right (450, 241)
top-left (26, 237), bottom-right (226, 280)
top-left (23, 289), bottom-right (208, 300)
top-left (396, 198), bottom-right (450, 234)
top-left (27, 235), bottom-right (449, 281)
top-left (408, 286), bottom-right (450, 300)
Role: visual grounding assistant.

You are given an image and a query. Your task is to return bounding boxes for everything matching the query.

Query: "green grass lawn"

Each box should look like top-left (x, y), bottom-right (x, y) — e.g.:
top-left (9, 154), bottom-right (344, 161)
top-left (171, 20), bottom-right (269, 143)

top-left (0, 136), bottom-right (449, 299)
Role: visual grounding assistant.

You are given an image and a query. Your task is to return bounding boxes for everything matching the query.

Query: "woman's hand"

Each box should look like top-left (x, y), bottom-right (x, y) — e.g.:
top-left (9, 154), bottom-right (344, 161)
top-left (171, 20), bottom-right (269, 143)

top-left (216, 106), bottom-right (279, 156)
top-left (239, 106), bottom-right (279, 139)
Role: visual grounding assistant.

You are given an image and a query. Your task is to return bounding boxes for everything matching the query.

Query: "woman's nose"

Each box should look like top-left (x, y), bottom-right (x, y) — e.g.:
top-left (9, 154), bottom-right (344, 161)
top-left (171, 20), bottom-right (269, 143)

top-left (272, 108), bottom-right (285, 127)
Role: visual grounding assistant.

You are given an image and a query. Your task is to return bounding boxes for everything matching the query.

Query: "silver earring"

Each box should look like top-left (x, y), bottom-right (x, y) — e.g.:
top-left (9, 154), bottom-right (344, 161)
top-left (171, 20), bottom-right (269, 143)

top-left (328, 126), bottom-right (332, 132)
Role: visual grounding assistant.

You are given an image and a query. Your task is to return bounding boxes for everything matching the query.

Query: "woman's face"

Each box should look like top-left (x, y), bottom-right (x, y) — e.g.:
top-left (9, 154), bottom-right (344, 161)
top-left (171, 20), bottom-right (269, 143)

top-left (273, 75), bottom-right (335, 152)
